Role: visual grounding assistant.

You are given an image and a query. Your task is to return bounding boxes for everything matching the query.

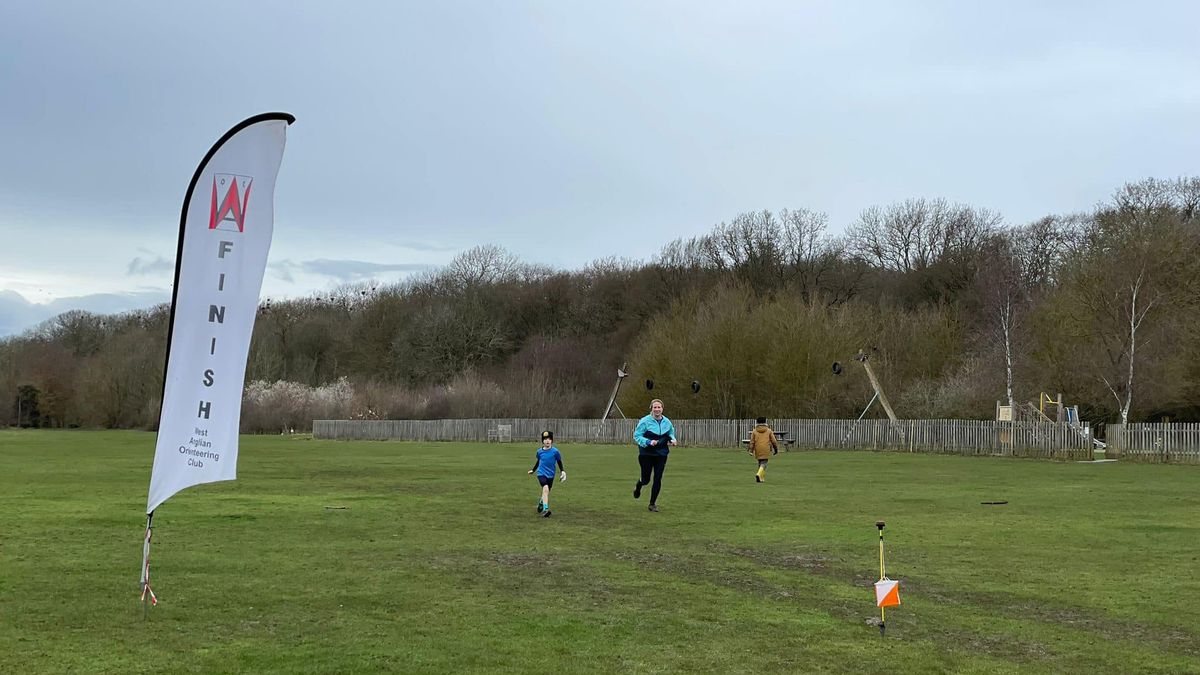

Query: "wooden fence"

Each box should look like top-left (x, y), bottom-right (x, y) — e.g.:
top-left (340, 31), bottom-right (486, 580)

top-left (1105, 423), bottom-right (1200, 464)
top-left (313, 418), bottom-right (1092, 460)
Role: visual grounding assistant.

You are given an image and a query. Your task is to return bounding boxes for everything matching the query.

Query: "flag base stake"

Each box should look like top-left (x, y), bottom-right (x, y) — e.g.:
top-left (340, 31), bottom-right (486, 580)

top-left (139, 512), bottom-right (157, 619)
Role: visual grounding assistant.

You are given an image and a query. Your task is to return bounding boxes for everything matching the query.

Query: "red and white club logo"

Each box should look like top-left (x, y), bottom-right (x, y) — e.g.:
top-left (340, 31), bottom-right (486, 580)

top-left (209, 174), bottom-right (254, 232)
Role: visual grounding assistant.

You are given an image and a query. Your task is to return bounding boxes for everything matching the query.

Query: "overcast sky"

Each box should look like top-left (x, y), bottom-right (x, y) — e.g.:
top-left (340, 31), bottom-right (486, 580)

top-left (2, 1), bottom-right (1198, 336)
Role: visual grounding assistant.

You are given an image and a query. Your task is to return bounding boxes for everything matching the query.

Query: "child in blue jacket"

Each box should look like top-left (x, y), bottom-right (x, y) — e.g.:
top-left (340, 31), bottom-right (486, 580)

top-left (528, 430), bottom-right (566, 517)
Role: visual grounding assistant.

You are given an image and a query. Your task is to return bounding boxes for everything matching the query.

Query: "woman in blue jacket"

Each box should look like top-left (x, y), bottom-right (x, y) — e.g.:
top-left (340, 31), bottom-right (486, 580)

top-left (633, 398), bottom-right (676, 512)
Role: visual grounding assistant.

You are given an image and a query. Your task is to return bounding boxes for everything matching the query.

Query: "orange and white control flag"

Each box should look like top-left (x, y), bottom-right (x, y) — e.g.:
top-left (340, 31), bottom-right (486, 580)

top-left (874, 579), bottom-right (900, 607)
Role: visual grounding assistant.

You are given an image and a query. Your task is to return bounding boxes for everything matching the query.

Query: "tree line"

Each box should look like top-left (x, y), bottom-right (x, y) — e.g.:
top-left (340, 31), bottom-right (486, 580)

top-left (4, 177), bottom-right (1199, 432)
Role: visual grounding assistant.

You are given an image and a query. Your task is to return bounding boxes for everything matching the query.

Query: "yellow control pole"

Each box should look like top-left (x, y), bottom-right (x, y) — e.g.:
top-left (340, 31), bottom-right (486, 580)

top-left (876, 520), bottom-right (887, 636)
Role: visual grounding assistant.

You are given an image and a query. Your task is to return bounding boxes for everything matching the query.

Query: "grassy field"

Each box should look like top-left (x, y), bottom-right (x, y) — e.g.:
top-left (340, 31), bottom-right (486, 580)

top-left (1, 430), bottom-right (1198, 674)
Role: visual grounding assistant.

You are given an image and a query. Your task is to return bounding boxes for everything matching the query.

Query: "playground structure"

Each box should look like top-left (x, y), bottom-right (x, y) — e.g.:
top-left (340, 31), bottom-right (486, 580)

top-left (852, 349), bottom-right (900, 424)
top-left (594, 363), bottom-right (702, 439)
top-left (997, 392), bottom-right (1104, 450)
top-left (833, 349), bottom-right (906, 444)
top-left (591, 357), bottom-right (1103, 451)
top-left (595, 362), bottom-right (631, 440)
top-left (598, 362), bottom-right (630, 422)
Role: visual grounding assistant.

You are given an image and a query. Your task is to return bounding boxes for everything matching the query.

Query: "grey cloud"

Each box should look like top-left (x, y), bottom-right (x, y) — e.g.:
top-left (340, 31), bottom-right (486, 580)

top-left (391, 239), bottom-right (458, 252)
top-left (127, 256), bottom-right (174, 276)
top-left (270, 262), bottom-right (296, 283)
top-left (0, 290), bottom-right (40, 337)
top-left (0, 289), bottom-right (169, 337)
top-left (5, 2), bottom-right (1200, 302)
top-left (270, 259), bottom-right (433, 284)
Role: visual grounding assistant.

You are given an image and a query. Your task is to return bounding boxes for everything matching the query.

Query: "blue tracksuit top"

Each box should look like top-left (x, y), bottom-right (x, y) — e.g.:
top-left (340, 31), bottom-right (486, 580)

top-left (634, 414), bottom-right (675, 456)
top-left (533, 447), bottom-right (563, 478)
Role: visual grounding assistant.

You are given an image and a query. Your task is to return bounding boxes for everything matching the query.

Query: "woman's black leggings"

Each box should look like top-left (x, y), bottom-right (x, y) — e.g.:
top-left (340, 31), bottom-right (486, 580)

top-left (638, 455), bottom-right (668, 504)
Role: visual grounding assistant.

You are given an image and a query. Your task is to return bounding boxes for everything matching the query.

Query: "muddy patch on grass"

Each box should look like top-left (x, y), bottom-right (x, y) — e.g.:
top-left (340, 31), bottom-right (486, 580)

top-left (701, 543), bottom-right (1200, 663)
top-left (488, 552), bottom-right (558, 568)
top-left (420, 551), bottom-right (621, 606)
top-left (631, 549), bottom-right (999, 654)
top-left (908, 581), bottom-right (1200, 658)
top-left (719, 544), bottom-right (838, 574)
top-left (388, 482), bottom-right (443, 495)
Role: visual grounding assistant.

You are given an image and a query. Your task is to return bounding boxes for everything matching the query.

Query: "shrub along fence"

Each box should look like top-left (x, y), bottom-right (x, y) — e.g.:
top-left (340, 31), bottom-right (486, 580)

top-left (1105, 423), bottom-right (1200, 464)
top-left (313, 418), bottom-right (1092, 460)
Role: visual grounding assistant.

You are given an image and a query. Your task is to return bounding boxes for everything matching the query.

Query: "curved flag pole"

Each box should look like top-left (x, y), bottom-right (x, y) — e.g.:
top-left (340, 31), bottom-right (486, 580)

top-left (141, 112), bottom-right (294, 617)
top-left (158, 113), bottom-right (296, 405)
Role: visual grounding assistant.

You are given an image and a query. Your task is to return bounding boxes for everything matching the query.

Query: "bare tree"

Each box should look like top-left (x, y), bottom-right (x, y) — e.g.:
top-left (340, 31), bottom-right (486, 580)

top-left (663, 208), bottom-right (846, 299)
top-left (847, 198), bottom-right (1001, 273)
top-left (442, 244), bottom-right (524, 290)
top-left (978, 235), bottom-right (1023, 407)
top-left (1057, 180), bottom-right (1200, 423)
top-left (976, 217), bottom-right (1074, 406)
top-left (654, 237), bottom-right (707, 272)
top-left (1012, 215), bottom-right (1073, 288)
top-left (777, 208), bottom-right (852, 302)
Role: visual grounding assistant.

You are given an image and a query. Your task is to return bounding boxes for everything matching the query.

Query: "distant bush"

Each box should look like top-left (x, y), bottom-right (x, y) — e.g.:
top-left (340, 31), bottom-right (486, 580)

top-left (241, 377), bottom-right (354, 433)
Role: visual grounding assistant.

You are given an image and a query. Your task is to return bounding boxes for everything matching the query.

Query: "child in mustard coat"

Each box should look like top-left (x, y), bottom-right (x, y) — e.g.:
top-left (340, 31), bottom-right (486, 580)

top-left (748, 417), bottom-right (779, 482)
